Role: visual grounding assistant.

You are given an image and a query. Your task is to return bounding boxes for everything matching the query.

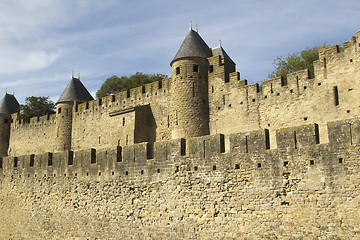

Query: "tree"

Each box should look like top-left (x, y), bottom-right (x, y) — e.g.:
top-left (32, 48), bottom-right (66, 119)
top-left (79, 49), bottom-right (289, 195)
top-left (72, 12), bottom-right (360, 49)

top-left (96, 72), bottom-right (167, 98)
top-left (268, 44), bottom-right (328, 80)
top-left (18, 96), bottom-right (56, 120)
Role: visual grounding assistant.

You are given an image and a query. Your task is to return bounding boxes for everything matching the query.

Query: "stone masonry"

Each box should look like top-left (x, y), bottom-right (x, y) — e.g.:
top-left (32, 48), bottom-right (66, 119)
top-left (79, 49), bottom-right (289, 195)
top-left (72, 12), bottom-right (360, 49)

top-left (0, 27), bottom-right (360, 239)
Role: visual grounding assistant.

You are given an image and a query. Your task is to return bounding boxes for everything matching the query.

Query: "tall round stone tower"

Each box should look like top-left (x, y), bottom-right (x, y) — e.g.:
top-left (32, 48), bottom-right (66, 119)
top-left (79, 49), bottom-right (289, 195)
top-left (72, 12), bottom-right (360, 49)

top-left (55, 76), bottom-right (93, 152)
top-left (0, 93), bottom-right (19, 157)
top-left (170, 28), bottom-right (211, 139)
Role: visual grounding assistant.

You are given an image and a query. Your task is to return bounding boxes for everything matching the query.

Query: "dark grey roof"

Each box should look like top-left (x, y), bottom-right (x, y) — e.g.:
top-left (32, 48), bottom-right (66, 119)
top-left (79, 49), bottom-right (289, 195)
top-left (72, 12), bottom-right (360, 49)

top-left (211, 45), bottom-right (235, 64)
top-left (0, 93), bottom-right (20, 114)
top-left (57, 77), bottom-right (94, 104)
top-left (171, 29), bottom-right (212, 66)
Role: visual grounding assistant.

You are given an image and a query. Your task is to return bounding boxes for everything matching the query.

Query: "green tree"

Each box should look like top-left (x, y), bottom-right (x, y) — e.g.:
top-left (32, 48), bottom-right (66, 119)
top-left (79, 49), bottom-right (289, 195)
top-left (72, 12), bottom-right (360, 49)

top-left (96, 72), bottom-right (167, 98)
top-left (19, 96), bottom-right (56, 120)
top-left (268, 44), bottom-right (328, 80)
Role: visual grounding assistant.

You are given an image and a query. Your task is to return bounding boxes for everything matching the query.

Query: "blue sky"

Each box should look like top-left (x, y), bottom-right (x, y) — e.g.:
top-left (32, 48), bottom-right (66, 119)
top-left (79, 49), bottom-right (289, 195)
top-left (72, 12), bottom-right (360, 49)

top-left (1, 0), bottom-right (360, 103)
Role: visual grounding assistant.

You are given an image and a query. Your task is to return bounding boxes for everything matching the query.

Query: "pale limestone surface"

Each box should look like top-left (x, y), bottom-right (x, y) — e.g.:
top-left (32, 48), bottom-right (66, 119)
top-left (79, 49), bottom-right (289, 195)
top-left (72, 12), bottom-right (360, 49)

top-left (1, 29), bottom-right (360, 239)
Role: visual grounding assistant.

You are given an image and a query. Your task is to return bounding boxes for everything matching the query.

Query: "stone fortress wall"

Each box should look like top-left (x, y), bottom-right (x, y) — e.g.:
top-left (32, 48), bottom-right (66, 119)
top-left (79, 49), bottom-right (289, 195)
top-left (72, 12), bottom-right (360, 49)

top-left (0, 118), bottom-right (360, 239)
top-left (0, 29), bottom-right (360, 239)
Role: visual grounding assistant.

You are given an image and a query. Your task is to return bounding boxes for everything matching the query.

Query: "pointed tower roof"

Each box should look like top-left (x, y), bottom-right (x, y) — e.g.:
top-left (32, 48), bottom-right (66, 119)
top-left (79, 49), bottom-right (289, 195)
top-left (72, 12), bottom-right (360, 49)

top-left (211, 45), bottom-right (235, 64)
top-left (0, 93), bottom-right (20, 114)
top-left (171, 29), bottom-right (212, 66)
top-left (56, 76), bottom-right (94, 104)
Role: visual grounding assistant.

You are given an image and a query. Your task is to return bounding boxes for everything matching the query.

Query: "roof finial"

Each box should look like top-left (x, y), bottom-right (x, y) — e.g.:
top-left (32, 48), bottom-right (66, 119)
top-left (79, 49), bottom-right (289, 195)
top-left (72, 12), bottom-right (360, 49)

top-left (196, 24), bottom-right (198, 32)
top-left (189, 20), bottom-right (192, 30)
top-left (78, 73), bottom-right (80, 79)
top-left (5, 88), bottom-right (7, 94)
top-left (72, 71), bottom-right (74, 79)
top-left (219, 39), bottom-right (222, 47)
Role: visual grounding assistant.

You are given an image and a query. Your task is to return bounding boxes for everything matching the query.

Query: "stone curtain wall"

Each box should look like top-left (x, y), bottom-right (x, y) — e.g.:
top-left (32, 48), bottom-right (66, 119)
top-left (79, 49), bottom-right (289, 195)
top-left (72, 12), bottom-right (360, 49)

top-left (1, 119), bottom-right (360, 239)
top-left (208, 32), bottom-right (360, 147)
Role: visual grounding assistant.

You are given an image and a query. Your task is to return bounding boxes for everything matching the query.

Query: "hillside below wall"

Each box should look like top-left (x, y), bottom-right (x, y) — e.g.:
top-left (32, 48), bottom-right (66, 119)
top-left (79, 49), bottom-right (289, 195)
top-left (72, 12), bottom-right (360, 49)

top-left (1, 119), bottom-right (360, 239)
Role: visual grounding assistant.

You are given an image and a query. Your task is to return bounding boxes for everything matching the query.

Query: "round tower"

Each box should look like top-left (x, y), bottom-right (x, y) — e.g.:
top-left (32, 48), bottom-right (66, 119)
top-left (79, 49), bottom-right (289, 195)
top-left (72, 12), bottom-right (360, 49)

top-left (0, 93), bottom-right (19, 157)
top-left (55, 76), bottom-right (93, 152)
top-left (170, 28), bottom-right (211, 139)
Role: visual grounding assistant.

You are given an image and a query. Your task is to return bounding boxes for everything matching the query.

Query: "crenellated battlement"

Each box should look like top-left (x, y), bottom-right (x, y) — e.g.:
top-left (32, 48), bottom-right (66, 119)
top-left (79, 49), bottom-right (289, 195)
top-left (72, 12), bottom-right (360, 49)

top-left (1, 118), bottom-right (357, 182)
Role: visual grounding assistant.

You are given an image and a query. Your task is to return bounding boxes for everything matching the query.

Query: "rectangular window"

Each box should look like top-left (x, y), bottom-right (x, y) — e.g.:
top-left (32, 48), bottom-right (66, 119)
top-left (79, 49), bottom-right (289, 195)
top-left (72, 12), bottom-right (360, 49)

top-left (209, 65), bottom-right (214, 73)
top-left (176, 67), bottom-right (180, 75)
top-left (68, 151), bottom-right (73, 165)
top-left (334, 86), bottom-right (339, 106)
top-left (30, 154), bottom-right (35, 167)
top-left (0, 157), bottom-right (2, 169)
top-left (142, 86), bottom-right (146, 94)
top-left (112, 95), bottom-right (116, 102)
top-left (91, 148), bottom-right (96, 164)
top-left (193, 65), bottom-right (198, 72)
top-left (127, 90), bottom-right (130, 98)
top-left (58, 107), bottom-right (61, 114)
top-left (117, 146), bottom-right (122, 162)
top-left (48, 152), bottom-right (53, 166)
top-left (14, 157), bottom-right (18, 168)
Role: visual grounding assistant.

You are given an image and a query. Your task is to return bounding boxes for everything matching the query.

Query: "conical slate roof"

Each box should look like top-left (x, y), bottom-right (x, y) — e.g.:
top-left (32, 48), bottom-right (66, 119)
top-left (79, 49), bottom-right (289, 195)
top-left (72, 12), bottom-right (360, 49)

top-left (0, 93), bottom-right (20, 114)
top-left (171, 29), bottom-right (212, 66)
top-left (211, 45), bottom-right (235, 64)
top-left (56, 76), bottom-right (94, 104)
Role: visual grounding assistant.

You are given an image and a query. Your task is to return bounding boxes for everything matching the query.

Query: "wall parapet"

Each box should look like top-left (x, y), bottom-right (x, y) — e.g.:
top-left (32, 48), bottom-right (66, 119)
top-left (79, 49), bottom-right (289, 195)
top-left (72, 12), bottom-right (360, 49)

top-left (1, 118), bottom-right (357, 183)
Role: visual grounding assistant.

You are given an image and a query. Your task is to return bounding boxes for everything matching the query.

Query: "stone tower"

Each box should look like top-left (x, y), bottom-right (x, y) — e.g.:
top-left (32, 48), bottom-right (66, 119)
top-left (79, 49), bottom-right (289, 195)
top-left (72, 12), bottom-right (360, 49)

top-left (0, 93), bottom-right (19, 157)
top-left (170, 28), bottom-right (211, 139)
top-left (55, 76), bottom-right (93, 152)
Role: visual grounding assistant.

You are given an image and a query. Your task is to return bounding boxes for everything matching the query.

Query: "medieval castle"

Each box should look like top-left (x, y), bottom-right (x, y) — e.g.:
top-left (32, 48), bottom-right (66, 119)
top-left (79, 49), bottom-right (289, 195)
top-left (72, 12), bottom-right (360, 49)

top-left (0, 27), bottom-right (360, 239)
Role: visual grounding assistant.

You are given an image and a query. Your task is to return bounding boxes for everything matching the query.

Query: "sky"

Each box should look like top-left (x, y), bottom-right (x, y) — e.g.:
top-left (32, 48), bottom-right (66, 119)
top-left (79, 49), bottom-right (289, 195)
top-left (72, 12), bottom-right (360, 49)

top-left (1, 0), bottom-right (360, 104)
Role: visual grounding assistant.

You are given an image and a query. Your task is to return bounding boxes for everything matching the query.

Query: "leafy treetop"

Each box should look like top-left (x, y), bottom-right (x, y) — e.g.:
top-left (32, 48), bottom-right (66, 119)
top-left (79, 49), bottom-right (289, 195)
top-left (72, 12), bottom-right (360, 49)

top-left (96, 72), bottom-right (167, 99)
top-left (268, 44), bottom-right (328, 80)
top-left (18, 96), bottom-right (56, 120)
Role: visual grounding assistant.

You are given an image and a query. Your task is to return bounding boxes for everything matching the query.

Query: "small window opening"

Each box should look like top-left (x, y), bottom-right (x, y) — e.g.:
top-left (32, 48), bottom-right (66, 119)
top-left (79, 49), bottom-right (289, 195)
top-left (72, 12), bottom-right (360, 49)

top-left (157, 169), bottom-right (160, 173)
top-left (90, 148), bottom-right (96, 164)
top-left (142, 86), bottom-right (145, 93)
top-left (283, 161), bottom-right (289, 167)
top-left (193, 65), bottom-right (198, 72)
top-left (350, 59), bottom-right (353, 62)
top-left (310, 160), bottom-right (314, 165)
top-left (334, 86), bottom-right (339, 106)
top-left (117, 146), bottom-right (122, 162)
top-left (86, 102), bottom-right (89, 109)
top-left (13, 157), bottom-right (18, 168)
top-left (58, 108), bottom-right (61, 114)
top-left (281, 201), bottom-right (290, 206)
top-left (257, 163), bottom-right (262, 168)
top-left (303, 86), bottom-right (307, 90)
top-left (122, 117), bottom-right (125, 126)
top-left (304, 117), bottom-right (308, 121)
top-left (112, 95), bottom-right (116, 102)
top-left (125, 171), bottom-right (128, 176)
top-left (126, 90), bottom-right (130, 98)
top-left (180, 138), bottom-right (186, 156)
top-left (290, 89), bottom-right (293, 93)
top-left (323, 58), bottom-right (327, 68)
top-left (194, 166), bottom-right (198, 171)
top-left (98, 98), bottom-right (102, 106)
top-left (209, 65), bottom-right (214, 73)
top-left (141, 170), bottom-right (144, 175)
top-left (68, 151), bottom-right (74, 165)
top-left (0, 158), bottom-right (2, 169)
top-left (318, 82), bottom-right (321, 86)
top-left (48, 152), bottom-right (53, 166)
top-left (158, 80), bottom-right (162, 89)
top-left (30, 154), bottom-right (35, 167)
top-left (252, 98), bottom-right (255, 102)
top-left (176, 67), bottom-right (180, 75)
top-left (339, 158), bottom-right (343, 163)
top-left (213, 165), bottom-right (216, 170)
top-left (112, 171), bottom-right (114, 176)
top-left (98, 172), bottom-right (101, 176)
top-left (235, 164), bottom-right (240, 169)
